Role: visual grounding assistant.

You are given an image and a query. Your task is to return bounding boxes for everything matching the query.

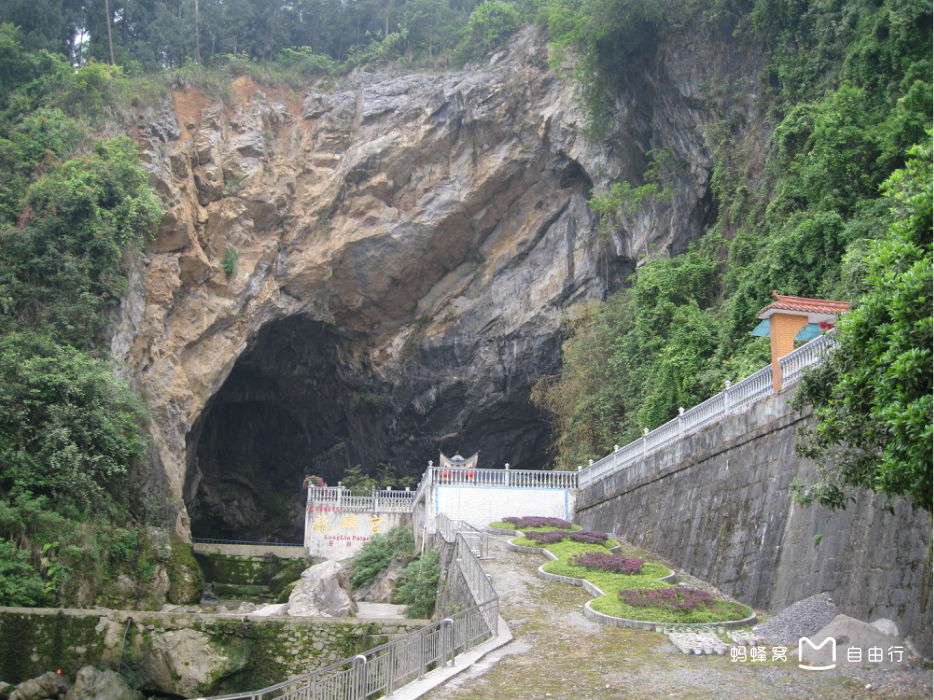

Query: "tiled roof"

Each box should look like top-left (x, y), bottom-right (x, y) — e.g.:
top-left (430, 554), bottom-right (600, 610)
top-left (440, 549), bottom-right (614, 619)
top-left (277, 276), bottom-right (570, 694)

top-left (757, 291), bottom-right (850, 319)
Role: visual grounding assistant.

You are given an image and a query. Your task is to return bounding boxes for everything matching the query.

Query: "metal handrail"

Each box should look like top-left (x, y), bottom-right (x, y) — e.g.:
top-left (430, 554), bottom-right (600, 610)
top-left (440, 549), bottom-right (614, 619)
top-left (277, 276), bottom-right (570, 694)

top-left (200, 521), bottom-right (498, 700)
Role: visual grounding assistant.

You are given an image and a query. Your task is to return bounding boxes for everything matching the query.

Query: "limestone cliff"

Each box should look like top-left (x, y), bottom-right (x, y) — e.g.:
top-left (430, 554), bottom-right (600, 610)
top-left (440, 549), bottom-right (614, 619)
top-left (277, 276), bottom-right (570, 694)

top-left (114, 26), bottom-right (760, 540)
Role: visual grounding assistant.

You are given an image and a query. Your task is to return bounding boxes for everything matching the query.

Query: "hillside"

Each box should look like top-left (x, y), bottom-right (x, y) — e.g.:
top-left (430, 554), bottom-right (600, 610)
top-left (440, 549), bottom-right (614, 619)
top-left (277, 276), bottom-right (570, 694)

top-left (0, 0), bottom-right (929, 610)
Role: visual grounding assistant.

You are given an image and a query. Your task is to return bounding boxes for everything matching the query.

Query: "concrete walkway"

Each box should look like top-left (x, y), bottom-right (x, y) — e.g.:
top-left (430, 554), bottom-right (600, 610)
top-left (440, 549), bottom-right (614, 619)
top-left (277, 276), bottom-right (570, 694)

top-left (355, 602), bottom-right (410, 619)
top-left (392, 615), bottom-right (513, 700)
top-left (415, 533), bottom-right (929, 700)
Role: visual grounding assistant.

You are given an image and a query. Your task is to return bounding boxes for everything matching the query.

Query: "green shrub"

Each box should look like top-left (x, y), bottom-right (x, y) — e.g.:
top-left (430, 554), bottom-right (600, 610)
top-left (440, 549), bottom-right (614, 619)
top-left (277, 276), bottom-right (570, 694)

top-left (461, 1), bottom-right (521, 57)
top-left (349, 526), bottom-right (415, 589)
top-left (394, 548), bottom-right (440, 618)
top-left (276, 47), bottom-right (338, 77)
top-left (223, 247), bottom-right (238, 280)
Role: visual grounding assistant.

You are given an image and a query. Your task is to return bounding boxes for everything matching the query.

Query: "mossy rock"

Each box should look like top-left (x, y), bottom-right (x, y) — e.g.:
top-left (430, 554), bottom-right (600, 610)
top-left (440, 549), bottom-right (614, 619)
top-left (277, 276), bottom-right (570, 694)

top-left (213, 583), bottom-right (271, 600)
top-left (275, 579), bottom-right (300, 604)
top-left (268, 559), bottom-right (308, 596)
top-left (167, 532), bottom-right (204, 604)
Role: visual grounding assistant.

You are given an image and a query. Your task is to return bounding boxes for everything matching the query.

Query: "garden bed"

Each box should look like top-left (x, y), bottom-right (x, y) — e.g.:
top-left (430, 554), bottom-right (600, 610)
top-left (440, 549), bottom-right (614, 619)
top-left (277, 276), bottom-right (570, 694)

top-left (503, 524), bottom-right (754, 629)
top-left (488, 516), bottom-right (582, 533)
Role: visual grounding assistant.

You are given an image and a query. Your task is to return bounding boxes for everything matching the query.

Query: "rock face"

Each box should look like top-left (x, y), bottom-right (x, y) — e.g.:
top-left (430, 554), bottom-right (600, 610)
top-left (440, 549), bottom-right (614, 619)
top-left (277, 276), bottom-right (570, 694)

top-left (66, 667), bottom-right (143, 700)
top-left (115, 25), bottom-right (761, 539)
top-left (10, 672), bottom-right (70, 700)
top-left (286, 560), bottom-right (357, 617)
top-left (353, 558), bottom-right (409, 603)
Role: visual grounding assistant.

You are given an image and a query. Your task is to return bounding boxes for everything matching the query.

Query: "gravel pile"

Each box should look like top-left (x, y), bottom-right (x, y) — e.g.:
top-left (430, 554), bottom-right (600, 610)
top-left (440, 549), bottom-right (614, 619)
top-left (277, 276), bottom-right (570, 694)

top-left (753, 592), bottom-right (840, 644)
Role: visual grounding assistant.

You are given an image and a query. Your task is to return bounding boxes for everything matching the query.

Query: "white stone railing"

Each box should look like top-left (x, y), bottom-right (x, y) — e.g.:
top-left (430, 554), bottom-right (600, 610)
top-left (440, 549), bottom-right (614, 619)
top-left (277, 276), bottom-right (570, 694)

top-left (306, 486), bottom-right (416, 513)
top-left (779, 330), bottom-right (836, 387)
top-left (578, 332), bottom-right (837, 489)
top-left (417, 466), bottom-right (578, 491)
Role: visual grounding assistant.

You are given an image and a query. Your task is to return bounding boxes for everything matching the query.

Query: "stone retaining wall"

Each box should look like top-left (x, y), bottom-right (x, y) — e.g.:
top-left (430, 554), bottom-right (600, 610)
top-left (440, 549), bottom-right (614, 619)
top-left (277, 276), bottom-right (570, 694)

top-left (0, 607), bottom-right (422, 697)
top-left (576, 390), bottom-right (932, 658)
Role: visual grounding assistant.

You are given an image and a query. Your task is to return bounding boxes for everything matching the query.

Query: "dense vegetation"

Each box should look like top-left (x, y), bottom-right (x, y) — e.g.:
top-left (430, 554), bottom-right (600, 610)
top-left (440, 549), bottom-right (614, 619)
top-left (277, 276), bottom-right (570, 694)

top-left (348, 525), bottom-right (439, 618)
top-left (534, 0), bottom-right (932, 511)
top-left (349, 525), bottom-right (415, 589)
top-left (793, 142), bottom-right (932, 511)
top-left (1, 0), bottom-right (539, 78)
top-left (0, 26), bottom-right (174, 605)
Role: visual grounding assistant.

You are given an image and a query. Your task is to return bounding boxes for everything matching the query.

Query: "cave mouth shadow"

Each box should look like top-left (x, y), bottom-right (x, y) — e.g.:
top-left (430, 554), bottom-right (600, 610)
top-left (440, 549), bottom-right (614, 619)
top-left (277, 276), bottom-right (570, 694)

top-left (183, 316), bottom-right (390, 542)
top-left (182, 315), bottom-right (556, 542)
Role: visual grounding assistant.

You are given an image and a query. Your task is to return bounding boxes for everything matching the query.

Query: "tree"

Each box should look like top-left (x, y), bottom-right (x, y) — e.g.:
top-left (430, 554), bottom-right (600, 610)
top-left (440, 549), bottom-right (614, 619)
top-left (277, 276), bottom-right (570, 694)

top-left (103, 0), bottom-right (115, 64)
top-left (462, 1), bottom-right (519, 56)
top-left (792, 137), bottom-right (932, 511)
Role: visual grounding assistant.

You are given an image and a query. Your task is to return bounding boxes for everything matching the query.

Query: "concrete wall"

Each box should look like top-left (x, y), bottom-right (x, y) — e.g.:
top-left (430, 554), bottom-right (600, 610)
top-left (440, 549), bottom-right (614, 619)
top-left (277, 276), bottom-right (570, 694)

top-left (0, 607), bottom-right (422, 696)
top-left (428, 485), bottom-right (575, 530)
top-left (305, 506), bottom-right (410, 560)
top-left (193, 542), bottom-right (307, 558)
top-left (576, 390), bottom-right (932, 657)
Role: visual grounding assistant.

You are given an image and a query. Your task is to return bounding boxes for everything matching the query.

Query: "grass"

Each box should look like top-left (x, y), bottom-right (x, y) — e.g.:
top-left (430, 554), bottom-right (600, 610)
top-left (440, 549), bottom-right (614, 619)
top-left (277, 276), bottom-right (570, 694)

top-left (514, 534), bottom-right (752, 625)
top-left (544, 556), bottom-right (671, 592)
top-left (591, 595), bottom-right (752, 624)
top-left (512, 534), bottom-right (618, 549)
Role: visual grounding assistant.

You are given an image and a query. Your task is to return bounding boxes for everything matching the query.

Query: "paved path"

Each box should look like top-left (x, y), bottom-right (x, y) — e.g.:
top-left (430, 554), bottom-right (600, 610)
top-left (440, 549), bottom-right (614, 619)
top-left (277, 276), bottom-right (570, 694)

top-left (422, 534), bottom-right (930, 700)
top-left (355, 602), bottom-right (409, 619)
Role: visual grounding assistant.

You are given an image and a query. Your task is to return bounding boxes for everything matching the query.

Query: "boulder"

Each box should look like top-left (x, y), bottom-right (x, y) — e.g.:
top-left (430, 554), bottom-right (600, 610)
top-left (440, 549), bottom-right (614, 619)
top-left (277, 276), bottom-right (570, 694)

top-left (353, 558), bottom-right (409, 603)
top-left (135, 628), bottom-right (250, 697)
top-left (10, 671), bottom-right (71, 700)
top-left (65, 667), bottom-right (143, 700)
top-left (286, 560), bottom-right (357, 617)
top-left (799, 613), bottom-right (909, 670)
top-left (870, 618), bottom-right (900, 638)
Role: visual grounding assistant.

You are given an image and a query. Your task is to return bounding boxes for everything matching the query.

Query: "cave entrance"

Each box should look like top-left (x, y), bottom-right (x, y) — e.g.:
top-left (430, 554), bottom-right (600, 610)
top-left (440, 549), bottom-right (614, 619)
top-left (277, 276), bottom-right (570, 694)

top-left (183, 316), bottom-right (390, 542)
top-left (184, 316), bottom-right (556, 542)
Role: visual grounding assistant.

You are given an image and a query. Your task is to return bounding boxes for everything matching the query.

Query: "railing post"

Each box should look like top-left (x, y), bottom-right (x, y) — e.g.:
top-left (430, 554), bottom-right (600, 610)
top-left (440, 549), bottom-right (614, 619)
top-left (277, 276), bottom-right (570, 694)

top-left (504, 463), bottom-right (510, 486)
top-left (417, 627), bottom-right (425, 679)
top-left (677, 407), bottom-right (684, 438)
top-left (642, 428), bottom-right (649, 459)
top-left (387, 642), bottom-right (396, 696)
top-left (442, 618), bottom-right (455, 666)
top-left (724, 379), bottom-right (732, 413)
top-left (352, 655), bottom-right (367, 699)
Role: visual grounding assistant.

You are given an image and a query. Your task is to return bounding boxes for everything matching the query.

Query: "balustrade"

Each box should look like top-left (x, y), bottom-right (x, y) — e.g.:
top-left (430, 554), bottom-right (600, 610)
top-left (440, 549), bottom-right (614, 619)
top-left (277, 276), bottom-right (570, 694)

top-left (578, 332), bottom-right (836, 489)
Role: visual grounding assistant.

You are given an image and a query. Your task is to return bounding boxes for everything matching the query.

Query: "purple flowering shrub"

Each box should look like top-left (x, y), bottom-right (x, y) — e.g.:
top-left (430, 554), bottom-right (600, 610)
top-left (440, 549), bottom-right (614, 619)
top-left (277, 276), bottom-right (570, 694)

top-left (567, 530), bottom-right (608, 545)
top-left (503, 516), bottom-right (572, 529)
top-left (569, 552), bottom-right (643, 574)
top-left (618, 587), bottom-right (715, 613)
top-left (523, 530), bottom-right (570, 544)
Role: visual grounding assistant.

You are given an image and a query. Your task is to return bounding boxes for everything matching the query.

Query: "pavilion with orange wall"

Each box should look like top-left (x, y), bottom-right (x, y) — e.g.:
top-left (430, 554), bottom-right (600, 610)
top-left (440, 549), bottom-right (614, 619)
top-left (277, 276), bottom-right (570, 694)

top-left (752, 291), bottom-right (850, 392)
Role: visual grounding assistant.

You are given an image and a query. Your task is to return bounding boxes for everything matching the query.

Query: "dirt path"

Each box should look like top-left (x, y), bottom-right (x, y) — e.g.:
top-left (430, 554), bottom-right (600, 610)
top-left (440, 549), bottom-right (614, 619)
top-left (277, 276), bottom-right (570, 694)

top-left (424, 534), bottom-right (931, 700)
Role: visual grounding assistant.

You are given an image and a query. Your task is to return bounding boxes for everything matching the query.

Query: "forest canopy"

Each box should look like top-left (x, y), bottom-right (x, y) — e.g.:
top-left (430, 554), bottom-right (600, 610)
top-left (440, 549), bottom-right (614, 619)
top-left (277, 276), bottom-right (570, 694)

top-left (0, 0), bottom-right (539, 72)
